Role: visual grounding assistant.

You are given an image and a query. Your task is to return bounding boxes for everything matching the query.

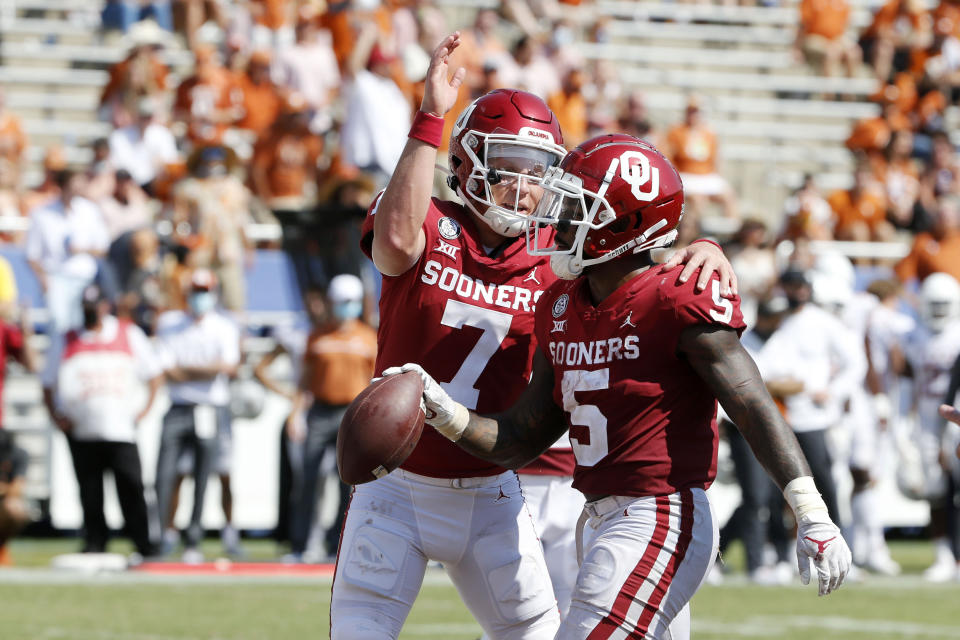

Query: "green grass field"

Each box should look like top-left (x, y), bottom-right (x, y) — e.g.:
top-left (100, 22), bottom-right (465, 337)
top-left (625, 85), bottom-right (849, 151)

top-left (1, 539), bottom-right (958, 639)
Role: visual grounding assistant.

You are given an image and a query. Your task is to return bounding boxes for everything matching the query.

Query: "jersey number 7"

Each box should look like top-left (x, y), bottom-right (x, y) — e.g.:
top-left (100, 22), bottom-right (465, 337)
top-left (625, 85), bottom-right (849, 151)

top-left (439, 300), bottom-right (512, 409)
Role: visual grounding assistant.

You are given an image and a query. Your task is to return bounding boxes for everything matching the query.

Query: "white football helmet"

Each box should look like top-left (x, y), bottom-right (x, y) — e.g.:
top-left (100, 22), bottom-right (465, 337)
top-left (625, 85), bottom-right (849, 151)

top-left (812, 272), bottom-right (852, 317)
top-left (919, 272), bottom-right (960, 333)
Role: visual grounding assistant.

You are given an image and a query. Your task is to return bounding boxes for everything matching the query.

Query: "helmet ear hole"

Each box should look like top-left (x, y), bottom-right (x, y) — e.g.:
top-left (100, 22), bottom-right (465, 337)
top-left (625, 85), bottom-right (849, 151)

top-left (608, 214), bottom-right (634, 234)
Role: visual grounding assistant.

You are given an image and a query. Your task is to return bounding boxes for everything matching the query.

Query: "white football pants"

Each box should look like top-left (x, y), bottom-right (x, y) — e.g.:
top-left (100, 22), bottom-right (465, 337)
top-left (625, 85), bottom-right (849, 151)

top-left (558, 488), bottom-right (718, 640)
top-left (330, 468), bottom-right (560, 640)
top-left (519, 473), bottom-right (584, 619)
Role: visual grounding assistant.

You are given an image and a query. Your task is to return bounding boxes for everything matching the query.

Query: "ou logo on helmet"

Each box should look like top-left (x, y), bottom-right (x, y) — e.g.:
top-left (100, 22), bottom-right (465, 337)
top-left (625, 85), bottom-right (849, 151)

top-left (617, 150), bottom-right (659, 202)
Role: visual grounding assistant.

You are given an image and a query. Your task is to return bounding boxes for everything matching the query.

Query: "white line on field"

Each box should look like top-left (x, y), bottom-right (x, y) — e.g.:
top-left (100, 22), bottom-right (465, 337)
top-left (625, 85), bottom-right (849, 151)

top-left (694, 615), bottom-right (960, 638)
top-left (38, 626), bottom-right (198, 640)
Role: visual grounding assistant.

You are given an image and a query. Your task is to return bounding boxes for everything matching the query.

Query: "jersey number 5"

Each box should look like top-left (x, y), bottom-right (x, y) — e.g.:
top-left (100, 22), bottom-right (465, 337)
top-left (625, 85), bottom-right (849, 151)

top-left (562, 368), bottom-right (609, 467)
top-left (709, 280), bottom-right (733, 324)
top-left (439, 300), bottom-right (512, 409)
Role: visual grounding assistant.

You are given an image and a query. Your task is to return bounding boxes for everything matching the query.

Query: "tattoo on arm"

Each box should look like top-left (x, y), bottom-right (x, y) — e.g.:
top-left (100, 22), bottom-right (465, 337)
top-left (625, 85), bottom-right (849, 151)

top-left (679, 325), bottom-right (812, 489)
top-left (457, 349), bottom-right (569, 469)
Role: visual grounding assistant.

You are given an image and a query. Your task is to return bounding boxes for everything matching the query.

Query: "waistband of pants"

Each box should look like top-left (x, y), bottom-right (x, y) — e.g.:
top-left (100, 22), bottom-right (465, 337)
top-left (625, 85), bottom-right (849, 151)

top-left (394, 468), bottom-right (515, 489)
top-left (583, 495), bottom-right (639, 518)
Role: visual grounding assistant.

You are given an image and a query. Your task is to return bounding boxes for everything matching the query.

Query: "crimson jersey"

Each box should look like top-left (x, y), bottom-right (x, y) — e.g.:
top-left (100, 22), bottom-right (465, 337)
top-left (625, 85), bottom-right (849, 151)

top-left (533, 266), bottom-right (746, 497)
top-left (361, 197), bottom-right (574, 478)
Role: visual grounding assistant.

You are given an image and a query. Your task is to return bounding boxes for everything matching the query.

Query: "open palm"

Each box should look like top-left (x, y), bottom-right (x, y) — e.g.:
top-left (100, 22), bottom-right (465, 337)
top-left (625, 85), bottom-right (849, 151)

top-left (421, 32), bottom-right (466, 117)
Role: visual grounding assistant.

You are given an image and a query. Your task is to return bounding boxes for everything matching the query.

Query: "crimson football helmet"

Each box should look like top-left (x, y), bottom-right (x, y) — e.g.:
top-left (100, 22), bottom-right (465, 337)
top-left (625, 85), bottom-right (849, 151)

top-left (526, 133), bottom-right (684, 279)
top-left (448, 89), bottom-right (566, 237)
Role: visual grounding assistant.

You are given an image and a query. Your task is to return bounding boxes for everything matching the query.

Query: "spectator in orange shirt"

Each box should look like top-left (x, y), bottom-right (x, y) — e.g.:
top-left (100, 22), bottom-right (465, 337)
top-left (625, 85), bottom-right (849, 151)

top-left (796, 0), bottom-right (862, 77)
top-left (781, 174), bottom-right (835, 241)
top-left (933, 0), bottom-right (960, 39)
top-left (250, 0), bottom-right (295, 49)
top-left (286, 274), bottom-right (377, 562)
top-left (861, 0), bottom-right (934, 80)
top-left (173, 44), bottom-right (243, 148)
top-left (0, 91), bottom-right (27, 238)
top-left (235, 50), bottom-right (282, 138)
top-left (895, 195), bottom-right (960, 284)
top-left (458, 8), bottom-right (511, 92)
top-left (848, 96), bottom-right (912, 151)
top-left (250, 94), bottom-right (323, 223)
top-left (664, 96), bottom-right (738, 219)
top-left (547, 67), bottom-right (588, 147)
top-left (827, 162), bottom-right (895, 241)
top-left (99, 20), bottom-right (170, 122)
top-left (0, 90), bottom-right (27, 188)
top-left (20, 146), bottom-right (66, 216)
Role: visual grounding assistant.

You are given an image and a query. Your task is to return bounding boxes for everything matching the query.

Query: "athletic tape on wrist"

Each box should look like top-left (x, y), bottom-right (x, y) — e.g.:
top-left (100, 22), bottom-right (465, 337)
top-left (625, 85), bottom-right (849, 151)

top-left (783, 476), bottom-right (830, 522)
top-left (433, 402), bottom-right (469, 442)
top-left (409, 111), bottom-right (444, 148)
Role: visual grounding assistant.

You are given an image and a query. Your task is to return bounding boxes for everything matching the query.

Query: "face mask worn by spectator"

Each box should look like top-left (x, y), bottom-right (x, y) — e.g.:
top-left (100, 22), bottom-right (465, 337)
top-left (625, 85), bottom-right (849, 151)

top-left (189, 292), bottom-right (216, 316)
top-left (332, 300), bottom-right (362, 321)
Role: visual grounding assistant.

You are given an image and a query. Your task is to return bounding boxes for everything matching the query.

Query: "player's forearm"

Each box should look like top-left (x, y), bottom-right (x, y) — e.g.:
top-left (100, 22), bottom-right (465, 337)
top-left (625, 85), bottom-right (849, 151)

top-left (681, 326), bottom-right (811, 489)
top-left (723, 376), bottom-right (812, 489)
top-left (456, 410), bottom-right (557, 470)
top-left (371, 138), bottom-right (434, 276)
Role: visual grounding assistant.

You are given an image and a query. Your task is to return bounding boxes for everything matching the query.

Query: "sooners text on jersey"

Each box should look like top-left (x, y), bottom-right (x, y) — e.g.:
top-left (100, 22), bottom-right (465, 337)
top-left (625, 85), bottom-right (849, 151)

top-left (362, 197), bottom-right (574, 478)
top-left (534, 266), bottom-right (746, 497)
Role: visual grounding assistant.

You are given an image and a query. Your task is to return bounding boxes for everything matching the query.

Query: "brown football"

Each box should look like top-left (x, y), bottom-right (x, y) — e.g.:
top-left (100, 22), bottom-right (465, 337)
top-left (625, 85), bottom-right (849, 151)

top-left (337, 371), bottom-right (426, 485)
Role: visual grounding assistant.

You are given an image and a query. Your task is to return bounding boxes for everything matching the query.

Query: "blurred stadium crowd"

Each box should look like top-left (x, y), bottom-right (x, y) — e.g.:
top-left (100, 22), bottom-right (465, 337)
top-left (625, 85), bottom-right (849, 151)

top-left (0, 0), bottom-right (959, 583)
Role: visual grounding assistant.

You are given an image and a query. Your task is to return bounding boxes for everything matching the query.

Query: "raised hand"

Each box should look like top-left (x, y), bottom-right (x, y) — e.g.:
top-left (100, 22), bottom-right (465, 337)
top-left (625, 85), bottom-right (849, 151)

top-left (420, 32), bottom-right (467, 117)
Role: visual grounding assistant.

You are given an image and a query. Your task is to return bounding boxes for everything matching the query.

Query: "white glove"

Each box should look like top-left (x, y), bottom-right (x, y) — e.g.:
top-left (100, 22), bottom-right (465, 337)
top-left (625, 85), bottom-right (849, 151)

top-left (784, 477), bottom-right (852, 596)
top-left (381, 364), bottom-right (470, 441)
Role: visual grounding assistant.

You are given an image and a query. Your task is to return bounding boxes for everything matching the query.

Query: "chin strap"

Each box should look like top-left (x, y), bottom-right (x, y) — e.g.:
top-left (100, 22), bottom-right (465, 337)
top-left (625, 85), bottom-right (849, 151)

top-left (550, 253), bottom-right (583, 279)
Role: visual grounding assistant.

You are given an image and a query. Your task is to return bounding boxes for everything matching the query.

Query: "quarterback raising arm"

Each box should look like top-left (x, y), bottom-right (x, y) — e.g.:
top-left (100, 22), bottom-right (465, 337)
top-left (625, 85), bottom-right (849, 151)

top-left (371, 32), bottom-right (739, 288)
top-left (371, 33), bottom-right (465, 276)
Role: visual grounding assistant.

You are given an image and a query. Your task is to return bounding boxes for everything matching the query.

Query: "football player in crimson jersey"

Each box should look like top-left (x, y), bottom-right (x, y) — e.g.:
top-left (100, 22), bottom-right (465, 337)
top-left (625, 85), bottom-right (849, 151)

top-left (331, 32), bottom-right (737, 640)
top-left (392, 134), bottom-right (851, 640)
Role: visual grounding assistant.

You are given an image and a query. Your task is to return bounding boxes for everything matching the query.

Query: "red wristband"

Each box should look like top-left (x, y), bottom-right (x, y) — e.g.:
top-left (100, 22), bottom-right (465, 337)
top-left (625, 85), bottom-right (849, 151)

top-left (409, 111), bottom-right (444, 148)
top-left (691, 238), bottom-right (722, 250)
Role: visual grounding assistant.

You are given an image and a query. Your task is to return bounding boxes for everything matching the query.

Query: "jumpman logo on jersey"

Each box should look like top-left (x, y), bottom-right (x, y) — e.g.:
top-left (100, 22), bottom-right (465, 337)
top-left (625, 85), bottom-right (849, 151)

top-left (494, 485), bottom-right (510, 502)
top-left (523, 268), bottom-right (541, 285)
top-left (804, 535), bottom-right (836, 559)
top-left (620, 312), bottom-right (636, 329)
